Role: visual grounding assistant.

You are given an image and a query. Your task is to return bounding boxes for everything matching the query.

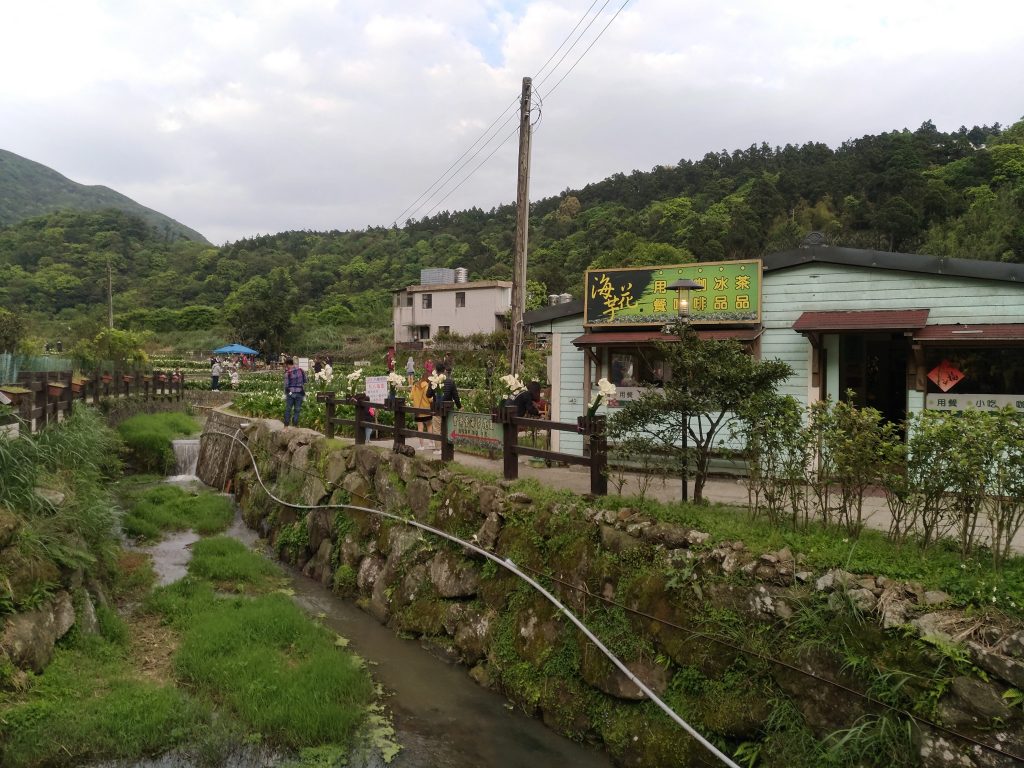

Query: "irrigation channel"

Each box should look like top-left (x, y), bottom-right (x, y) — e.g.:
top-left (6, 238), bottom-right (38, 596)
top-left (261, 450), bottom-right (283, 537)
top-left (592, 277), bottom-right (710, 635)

top-left (139, 445), bottom-right (616, 767)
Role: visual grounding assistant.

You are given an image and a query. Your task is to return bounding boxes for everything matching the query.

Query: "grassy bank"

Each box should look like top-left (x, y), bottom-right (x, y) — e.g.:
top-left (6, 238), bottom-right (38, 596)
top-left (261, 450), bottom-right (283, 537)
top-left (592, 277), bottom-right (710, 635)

top-left (120, 484), bottom-right (234, 541)
top-left (117, 411), bottom-right (200, 473)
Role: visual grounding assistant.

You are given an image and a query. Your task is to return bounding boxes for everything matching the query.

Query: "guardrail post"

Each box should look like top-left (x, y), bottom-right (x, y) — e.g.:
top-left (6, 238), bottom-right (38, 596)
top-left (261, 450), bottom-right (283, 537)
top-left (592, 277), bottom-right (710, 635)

top-left (354, 398), bottom-right (367, 445)
top-left (500, 405), bottom-right (518, 481)
top-left (440, 402), bottom-right (454, 462)
top-left (318, 391), bottom-right (337, 439)
top-left (392, 397), bottom-right (406, 449)
top-left (589, 415), bottom-right (608, 495)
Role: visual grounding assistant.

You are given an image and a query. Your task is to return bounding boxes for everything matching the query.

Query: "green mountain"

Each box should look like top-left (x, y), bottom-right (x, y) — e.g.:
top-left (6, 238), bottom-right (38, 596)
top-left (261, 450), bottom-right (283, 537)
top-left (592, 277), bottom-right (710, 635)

top-left (1, 118), bottom-right (1022, 352)
top-left (0, 148), bottom-right (209, 244)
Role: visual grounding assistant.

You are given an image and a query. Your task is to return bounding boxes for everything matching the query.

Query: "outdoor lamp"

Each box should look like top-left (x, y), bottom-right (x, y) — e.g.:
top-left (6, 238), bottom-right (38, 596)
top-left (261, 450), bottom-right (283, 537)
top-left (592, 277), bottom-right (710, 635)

top-left (667, 278), bottom-right (704, 321)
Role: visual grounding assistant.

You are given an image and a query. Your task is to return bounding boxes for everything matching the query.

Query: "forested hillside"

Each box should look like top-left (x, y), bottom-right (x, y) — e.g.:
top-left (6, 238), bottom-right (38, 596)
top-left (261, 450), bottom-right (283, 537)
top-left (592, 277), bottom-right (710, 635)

top-left (1, 118), bottom-right (1021, 350)
top-left (0, 148), bottom-right (209, 243)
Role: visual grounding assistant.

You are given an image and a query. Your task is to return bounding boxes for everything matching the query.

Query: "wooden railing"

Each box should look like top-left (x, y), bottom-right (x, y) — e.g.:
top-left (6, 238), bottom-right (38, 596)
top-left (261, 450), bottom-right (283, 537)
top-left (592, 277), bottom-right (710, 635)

top-left (314, 392), bottom-right (608, 495)
top-left (0, 369), bottom-right (184, 434)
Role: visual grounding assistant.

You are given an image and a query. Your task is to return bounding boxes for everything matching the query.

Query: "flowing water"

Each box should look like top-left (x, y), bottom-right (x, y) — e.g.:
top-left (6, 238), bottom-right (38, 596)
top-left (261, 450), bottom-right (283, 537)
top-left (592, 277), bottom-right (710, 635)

top-left (168, 438), bottom-right (200, 482)
top-left (223, 514), bottom-right (615, 768)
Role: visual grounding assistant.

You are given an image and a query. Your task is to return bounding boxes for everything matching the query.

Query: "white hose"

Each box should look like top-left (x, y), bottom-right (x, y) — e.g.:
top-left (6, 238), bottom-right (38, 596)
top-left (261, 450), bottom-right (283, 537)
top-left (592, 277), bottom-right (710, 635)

top-left (207, 428), bottom-right (742, 768)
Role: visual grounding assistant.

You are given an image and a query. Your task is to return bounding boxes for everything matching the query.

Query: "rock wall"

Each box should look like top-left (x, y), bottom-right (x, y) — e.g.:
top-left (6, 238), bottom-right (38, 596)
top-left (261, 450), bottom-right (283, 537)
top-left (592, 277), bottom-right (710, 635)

top-left (216, 417), bottom-right (1024, 768)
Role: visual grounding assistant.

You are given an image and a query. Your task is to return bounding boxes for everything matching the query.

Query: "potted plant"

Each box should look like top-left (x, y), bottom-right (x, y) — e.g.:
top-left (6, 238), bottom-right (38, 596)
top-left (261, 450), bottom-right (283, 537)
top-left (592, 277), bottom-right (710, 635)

top-left (100, 372), bottom-right (113, 383)
top-left (47, 382), bottom-right (68, 398)
top-left (70, 373), bottom-right (89, 394)
top-left (0, 385), bottom-right (30, 405)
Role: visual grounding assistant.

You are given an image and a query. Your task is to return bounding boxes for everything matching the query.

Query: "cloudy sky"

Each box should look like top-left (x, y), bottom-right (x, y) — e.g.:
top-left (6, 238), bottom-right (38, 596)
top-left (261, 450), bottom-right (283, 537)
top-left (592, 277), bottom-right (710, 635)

top-left (2, 0), bottom-right (1023, 244)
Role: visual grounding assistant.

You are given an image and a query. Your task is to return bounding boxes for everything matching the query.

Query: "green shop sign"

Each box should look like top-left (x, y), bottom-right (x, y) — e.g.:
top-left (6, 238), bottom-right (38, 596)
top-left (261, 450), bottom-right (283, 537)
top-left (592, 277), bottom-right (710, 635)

top-left (583, 259), bottom-right (762, 326)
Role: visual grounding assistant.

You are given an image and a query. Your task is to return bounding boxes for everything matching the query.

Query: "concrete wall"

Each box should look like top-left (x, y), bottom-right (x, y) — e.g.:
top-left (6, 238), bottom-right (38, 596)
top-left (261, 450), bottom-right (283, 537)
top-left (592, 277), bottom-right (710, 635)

top-left (394, 284), bottom-right (512, 343)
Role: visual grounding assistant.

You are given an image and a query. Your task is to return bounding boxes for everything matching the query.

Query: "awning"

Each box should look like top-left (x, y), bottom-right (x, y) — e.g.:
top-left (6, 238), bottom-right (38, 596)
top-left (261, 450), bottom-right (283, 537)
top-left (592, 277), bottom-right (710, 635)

top-left (914, 324), bottom-right (1024, 343)
top-left (572, 328), bottom-right (763, 346)
top-left (792, 309), bottom-right (929, 333)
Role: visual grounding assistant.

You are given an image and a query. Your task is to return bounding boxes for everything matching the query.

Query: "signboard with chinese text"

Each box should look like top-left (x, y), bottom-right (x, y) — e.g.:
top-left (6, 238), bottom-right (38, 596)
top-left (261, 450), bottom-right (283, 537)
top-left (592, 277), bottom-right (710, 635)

top-left (927, 360), bottom-right (965, 393)
top-left (446, 411), bottom-right (502, 456)
top-left (583, 260), bottom-right (762, 327)
top-left (925, 394), bottom-right (1024, 413)
top-left (365, 375), bottom-right (388, 403)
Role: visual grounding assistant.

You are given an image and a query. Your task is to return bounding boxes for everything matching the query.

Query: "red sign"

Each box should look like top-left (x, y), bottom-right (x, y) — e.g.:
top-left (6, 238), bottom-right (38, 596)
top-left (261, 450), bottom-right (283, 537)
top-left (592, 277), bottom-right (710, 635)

top-left (928, 360), bottom-right (965, 393)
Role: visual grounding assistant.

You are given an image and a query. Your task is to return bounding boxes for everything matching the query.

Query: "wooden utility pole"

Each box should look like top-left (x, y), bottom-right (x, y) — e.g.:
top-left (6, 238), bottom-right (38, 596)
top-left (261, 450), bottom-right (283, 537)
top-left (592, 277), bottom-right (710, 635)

top-left (107, 257), bottom-right (114, 328)
top-left (508, 76), bottom-right (532, 376)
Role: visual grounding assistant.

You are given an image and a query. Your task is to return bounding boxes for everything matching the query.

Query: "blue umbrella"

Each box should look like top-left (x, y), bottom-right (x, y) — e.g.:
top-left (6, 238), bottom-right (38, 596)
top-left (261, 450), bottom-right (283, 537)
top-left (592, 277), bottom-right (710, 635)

top-left (213, 343), bottom-right (260, 355)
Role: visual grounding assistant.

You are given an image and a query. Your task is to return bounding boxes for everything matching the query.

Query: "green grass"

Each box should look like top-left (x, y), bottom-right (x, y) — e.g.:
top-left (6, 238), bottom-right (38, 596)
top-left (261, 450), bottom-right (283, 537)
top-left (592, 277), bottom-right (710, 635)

top-left (117, 411), bottom-right (200, 474)
top-left (121, 484), bottom-right (234, 541)
top-left (187, 535), bottom-right (280, 588)
top-left (0, 634), bottom-right (211, 768)
top-left (148, 575), bottom-right (373, 751)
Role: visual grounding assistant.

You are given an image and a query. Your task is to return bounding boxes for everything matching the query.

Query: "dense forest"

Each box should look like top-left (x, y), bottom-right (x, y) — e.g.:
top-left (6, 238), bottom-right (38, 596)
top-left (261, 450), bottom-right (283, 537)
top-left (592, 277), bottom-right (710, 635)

top-left (1, 118), bottom-right (1022, 350)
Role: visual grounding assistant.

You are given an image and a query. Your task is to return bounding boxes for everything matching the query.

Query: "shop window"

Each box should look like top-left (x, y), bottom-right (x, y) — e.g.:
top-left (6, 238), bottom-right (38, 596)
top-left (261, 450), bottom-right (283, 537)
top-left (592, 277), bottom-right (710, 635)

top-left (925, 348), bottom-right (1024, 396)
top-left (456, 292), bottom-right (466, 308)
top-left (608, 349), bottom-right (665, 387)
top-left (422, 294), bottom-right (432, 309)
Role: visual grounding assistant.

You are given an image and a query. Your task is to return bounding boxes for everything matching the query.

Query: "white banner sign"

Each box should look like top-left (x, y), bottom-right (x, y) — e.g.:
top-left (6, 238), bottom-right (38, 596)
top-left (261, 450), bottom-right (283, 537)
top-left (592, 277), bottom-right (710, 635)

top-left (365, 375), bottom-right (389, 403)
top-left (926, 393), bottom-right (1024, 412)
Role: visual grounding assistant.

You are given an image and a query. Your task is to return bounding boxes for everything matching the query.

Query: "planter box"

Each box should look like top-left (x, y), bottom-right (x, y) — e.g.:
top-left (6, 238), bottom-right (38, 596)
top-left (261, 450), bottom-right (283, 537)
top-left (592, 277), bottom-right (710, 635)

top-left (122, 375), bottom-right (134, 383)
top-left (101, 375), bottom-right (113, 383)
top-left (0, 386), bottom-right (30, 405)
top-left (47, 383), bottom-right (68, 397)
top-left (71, 381), bottom-right (84, 394)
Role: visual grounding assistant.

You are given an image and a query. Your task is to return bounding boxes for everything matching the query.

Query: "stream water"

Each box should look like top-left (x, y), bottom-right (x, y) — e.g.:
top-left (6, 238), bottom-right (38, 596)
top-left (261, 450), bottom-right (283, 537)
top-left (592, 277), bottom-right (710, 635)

top-left (168, 438), bottom-right (200, 482)
top-left (136, 487), bottom-right (613, 768)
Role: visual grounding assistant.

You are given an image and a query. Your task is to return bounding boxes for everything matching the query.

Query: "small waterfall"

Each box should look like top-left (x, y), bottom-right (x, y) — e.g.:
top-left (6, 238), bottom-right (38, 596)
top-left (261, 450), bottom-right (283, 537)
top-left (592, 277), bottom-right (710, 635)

top-left (170, 438), bottom-right (200, 480)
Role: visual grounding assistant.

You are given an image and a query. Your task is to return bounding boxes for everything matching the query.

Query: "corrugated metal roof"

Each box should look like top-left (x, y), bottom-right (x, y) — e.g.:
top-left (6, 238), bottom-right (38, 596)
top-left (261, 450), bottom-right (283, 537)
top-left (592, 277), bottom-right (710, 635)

top-left (914, 324), bottom-right (1024, 342)
top-left (792, 309), bottom-right (929, 332)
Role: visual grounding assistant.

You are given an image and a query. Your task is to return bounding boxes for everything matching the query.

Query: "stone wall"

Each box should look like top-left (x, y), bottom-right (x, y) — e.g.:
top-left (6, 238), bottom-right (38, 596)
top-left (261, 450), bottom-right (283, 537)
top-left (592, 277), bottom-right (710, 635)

top-left (210, 416), bottom-right (1024, 768)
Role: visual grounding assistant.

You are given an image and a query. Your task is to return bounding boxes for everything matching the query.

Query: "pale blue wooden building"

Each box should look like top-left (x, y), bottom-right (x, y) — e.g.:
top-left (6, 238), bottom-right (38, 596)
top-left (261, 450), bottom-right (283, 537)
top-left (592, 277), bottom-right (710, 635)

top-left (525, 242), bottom-right (1024, 457)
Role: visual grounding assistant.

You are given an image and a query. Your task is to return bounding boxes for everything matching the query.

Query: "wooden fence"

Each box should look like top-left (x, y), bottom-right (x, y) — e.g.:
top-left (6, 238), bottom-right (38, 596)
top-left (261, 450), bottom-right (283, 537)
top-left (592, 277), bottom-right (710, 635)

top-left (316, 392), bottom-right (608, 495)
top-left (0, 369), bottom-right (184, 434)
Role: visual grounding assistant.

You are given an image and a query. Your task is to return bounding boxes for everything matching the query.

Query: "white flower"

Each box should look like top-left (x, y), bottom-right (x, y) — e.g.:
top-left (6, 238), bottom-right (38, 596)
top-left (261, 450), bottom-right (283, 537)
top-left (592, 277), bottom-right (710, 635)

top-left (386, 371), bottom-right (405, 388)
top-left (428, 372), bottom-right (447, 389)
top-left (346, 368), bottom-right (363, 382)
top-left (500, 373), bottom-right (526, 395)
top-left (597, 377), bottom-right (617, 398)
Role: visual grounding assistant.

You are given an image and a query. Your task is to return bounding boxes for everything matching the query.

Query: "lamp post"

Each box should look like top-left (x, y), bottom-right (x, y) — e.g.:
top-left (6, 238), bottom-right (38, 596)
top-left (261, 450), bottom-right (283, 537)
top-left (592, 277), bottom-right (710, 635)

top-left (666, 278), bottom-right (703, 502)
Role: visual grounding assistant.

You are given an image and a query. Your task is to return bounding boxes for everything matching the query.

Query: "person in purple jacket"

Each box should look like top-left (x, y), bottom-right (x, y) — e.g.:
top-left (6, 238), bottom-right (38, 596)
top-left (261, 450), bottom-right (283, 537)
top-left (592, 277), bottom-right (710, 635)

top-left (283, 357), bottom-right (306, 426)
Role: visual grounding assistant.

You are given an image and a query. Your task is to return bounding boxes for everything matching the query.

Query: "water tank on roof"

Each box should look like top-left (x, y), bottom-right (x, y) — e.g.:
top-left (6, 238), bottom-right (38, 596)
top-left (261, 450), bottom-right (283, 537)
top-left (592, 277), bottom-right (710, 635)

top-left (558, 293), bottom-right (572, 304)
top-left (454, 267), bottom-right (468, 283)
top-left (420, 268), bottom-right (456, 285)
top-left (548, 294), bottom-right (559, 306)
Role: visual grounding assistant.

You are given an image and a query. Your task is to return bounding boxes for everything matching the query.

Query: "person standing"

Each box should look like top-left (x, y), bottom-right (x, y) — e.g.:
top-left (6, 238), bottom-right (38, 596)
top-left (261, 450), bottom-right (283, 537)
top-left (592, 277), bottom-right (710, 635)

top-left (283, 357), bottom-right (306, 427)
top-left (385, 346), bottom-right (396, 373)
top-left (426, 364), bottom-right (461, 453)
top-left (424, 357), bottom-right (434, 376)
top-left (229, 366), bottom-right (240, 390)
top-left (485, 359), bottom-right (494, 388)
top-left (405, 355), bottom-right (416, 386)
top-left (409, 370), bottom-right (432, 448)
top-left (211, 358), bottom-right (222, 390)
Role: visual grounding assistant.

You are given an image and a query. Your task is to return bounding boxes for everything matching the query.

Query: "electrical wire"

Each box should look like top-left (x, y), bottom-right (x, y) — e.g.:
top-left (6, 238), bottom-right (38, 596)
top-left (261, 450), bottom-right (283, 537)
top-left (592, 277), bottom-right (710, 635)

top-left (221, 433), bottom-right (1024, 765)
top-left (391, 0), bottom-right (617, 226)
top-left (543, 0), bottom-right (632, 99)
top-left (207, 427), bottom-right (742, 768)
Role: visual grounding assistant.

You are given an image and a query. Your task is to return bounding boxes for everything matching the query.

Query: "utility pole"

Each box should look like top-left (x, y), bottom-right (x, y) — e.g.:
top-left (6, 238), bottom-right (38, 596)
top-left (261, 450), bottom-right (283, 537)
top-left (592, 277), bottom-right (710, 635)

top-left (508, 76), bottom-right (532, 376)
top-left (107, 256), bottom-right (114, 329)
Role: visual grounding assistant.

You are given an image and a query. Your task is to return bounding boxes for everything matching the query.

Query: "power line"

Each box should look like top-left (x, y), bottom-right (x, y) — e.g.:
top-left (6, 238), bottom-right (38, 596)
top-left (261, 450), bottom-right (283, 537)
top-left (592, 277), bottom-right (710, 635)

top-left (534, 0), bottom-right (615, 91)
top-left (543, 0), bottom-right (632, 99)
top-left (391, 0), bottom-right (614, 226)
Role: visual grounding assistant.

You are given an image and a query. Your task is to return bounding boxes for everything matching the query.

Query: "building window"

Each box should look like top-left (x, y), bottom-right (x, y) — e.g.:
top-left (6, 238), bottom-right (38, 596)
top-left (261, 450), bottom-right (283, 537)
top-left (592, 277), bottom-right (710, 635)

top-left (405, 294), bottom-right (413, 307)
top-left (438, 326), bottom-right (450, 335)
top-left (417, 325), bottom-right (431, 340)
top-left (456, 292), bottom-right (466, 308)
top-left (609, 349), bottom-right (665, 387)
top-left (422, 294), bottom-right (432, 309)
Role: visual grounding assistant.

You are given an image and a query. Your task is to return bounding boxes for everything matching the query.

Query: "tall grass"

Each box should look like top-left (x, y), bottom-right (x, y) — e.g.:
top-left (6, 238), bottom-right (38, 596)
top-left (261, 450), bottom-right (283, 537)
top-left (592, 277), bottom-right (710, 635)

top-left (120, 484), bottom-right (234, 541)
top-left (146, 540), bottom-right (374, 753)
top-left (117, 411), bottom-right (200, 474)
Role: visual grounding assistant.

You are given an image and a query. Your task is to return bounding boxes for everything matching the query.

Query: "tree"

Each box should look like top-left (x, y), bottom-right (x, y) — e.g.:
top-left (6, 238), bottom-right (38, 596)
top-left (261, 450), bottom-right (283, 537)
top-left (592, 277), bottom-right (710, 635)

top-left (72, 327), bottom-right (149, 369)
top-left (224, 267), bottom-right (298, 356)
top-left (608, 324), bottom-right (793, 503)
top-left (0, 307), bottom-right (25, 353)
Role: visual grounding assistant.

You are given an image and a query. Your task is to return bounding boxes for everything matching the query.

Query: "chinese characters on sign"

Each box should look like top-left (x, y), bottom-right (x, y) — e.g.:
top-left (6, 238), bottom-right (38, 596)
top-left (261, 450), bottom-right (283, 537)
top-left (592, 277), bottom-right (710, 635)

top-left (927, 360), bottom-right (965, 393)
top-left (925, 394), bottom-right (1024, 413)
top-left (583, 260), bottom-right (761, 326)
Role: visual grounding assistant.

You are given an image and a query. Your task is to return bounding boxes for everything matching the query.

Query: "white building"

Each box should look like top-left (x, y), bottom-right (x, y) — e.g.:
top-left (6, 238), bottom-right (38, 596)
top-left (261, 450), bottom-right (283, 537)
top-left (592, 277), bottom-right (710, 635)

top-left (392, 280), bottom-right (512, 345)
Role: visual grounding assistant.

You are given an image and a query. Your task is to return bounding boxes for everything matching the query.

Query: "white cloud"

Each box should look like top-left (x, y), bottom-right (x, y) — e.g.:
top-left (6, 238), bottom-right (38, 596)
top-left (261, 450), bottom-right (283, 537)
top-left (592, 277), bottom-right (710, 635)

top-left (1, 0), bottom-right (1022, 244)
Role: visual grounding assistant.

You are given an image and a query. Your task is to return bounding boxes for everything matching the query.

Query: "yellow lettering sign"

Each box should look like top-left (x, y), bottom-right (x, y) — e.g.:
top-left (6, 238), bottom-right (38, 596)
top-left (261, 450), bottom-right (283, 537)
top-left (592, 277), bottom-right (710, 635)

top-left (653, 279), bottom-right (667, 294)
top-left (736, 275), bottom-right (751, 290)
top-left (713, 276), bottom-right (728, 291)
top-left (714, 295), bottom-right (728, 311)
top-left (735, 295), bottom-right (750, 310)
